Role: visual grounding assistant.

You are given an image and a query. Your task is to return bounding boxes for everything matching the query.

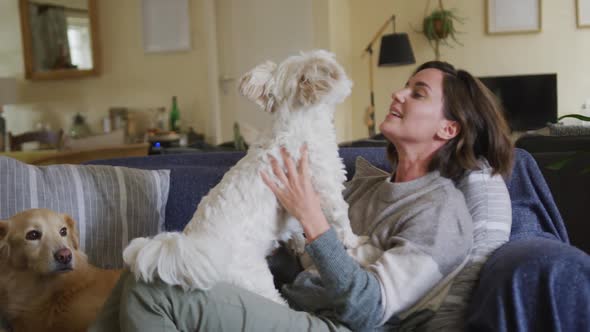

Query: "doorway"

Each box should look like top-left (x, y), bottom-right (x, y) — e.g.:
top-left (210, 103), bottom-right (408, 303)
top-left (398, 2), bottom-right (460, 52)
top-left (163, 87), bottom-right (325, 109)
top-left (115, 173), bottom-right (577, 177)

top-left (214, 0), bottom-right (314, 143)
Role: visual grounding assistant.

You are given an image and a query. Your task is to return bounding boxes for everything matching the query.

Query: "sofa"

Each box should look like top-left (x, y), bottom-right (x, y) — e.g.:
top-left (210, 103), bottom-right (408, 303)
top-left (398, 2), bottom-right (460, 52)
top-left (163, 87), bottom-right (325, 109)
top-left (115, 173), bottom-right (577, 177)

top-left (0, 146), bottom-right (590, 331)
top-left (83, 147), bottom-right (590, 331)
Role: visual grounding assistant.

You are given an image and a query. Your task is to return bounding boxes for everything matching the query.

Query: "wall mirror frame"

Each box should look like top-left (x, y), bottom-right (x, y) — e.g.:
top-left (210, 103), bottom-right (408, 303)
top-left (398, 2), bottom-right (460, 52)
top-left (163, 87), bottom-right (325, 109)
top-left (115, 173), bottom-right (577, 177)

top-left (18, 0), bottom-right (101, 80)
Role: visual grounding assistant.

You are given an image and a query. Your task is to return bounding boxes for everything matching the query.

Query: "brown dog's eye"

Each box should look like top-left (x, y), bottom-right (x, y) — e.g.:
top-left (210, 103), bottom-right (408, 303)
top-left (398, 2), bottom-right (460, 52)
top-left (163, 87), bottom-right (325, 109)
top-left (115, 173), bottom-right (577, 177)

top-left (25, 230), bottom-right (42, 241)
top-left (60, 227), bottom-right (67, 237)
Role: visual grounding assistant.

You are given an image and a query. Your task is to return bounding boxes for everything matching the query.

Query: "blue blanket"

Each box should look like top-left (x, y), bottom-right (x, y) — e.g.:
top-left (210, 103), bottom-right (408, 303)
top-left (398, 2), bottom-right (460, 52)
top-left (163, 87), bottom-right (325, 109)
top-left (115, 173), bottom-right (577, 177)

top-left (467, 149), bottom-right (589, 331)
top-left (507, 149), bottom-right (569, 242)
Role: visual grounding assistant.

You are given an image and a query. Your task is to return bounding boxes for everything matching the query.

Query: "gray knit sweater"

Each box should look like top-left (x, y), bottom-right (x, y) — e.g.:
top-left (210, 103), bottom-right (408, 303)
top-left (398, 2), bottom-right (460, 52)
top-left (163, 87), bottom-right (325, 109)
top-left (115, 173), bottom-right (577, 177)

top-left (282, 158), bottom-right (473, 331)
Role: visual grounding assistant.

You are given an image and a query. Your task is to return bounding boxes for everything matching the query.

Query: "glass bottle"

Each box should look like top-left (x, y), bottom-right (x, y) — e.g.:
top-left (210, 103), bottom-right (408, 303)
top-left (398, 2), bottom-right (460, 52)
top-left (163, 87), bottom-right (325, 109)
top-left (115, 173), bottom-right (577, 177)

top-left (169, 96), bottom-right (181, 133)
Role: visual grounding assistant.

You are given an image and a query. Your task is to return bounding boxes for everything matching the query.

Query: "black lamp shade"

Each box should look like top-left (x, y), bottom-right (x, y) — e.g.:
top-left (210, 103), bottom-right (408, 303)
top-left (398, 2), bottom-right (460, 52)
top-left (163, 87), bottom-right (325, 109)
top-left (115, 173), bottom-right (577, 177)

top-left (378, 33), bottom-right (415, 67)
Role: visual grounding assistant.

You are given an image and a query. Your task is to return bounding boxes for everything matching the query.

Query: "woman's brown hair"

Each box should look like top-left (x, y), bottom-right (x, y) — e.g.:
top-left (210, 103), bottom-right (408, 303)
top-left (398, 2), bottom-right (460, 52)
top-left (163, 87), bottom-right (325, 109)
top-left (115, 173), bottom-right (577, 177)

top-left (386, 61), bottom-right (514, 180)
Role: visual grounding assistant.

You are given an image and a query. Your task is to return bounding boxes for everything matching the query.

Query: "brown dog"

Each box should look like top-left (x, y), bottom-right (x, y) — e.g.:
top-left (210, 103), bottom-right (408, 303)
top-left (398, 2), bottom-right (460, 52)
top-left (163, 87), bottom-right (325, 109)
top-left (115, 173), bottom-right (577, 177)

top-left (0, 208), bottom-right (121, 332)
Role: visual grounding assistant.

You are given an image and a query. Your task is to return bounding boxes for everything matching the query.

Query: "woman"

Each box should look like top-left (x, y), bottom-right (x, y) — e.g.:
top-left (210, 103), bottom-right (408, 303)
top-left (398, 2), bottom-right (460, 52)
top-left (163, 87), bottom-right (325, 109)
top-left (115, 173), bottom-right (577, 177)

top-left (90, 61), bottom-right (513, 332)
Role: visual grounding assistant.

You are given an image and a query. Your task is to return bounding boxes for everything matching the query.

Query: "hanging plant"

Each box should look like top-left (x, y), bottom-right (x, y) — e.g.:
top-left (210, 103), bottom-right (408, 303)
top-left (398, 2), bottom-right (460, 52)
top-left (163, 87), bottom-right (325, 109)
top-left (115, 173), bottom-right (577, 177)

top-left (421, 0), bottom-right (464, 60)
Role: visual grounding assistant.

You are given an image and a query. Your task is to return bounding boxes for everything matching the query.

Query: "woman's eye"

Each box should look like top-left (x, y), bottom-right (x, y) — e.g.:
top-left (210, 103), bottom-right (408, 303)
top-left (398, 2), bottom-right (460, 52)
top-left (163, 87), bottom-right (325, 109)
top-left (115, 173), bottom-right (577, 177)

top-left (26, 230), bottom-right (42, 241)
top-left (412, 92), bottom-right (424, 98)
top-left (60, 227), bottom-right (67, 237)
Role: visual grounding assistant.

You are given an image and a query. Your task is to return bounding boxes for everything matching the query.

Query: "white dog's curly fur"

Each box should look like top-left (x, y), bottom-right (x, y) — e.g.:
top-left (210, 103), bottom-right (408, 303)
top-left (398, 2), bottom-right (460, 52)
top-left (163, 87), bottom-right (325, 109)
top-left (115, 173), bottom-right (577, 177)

top-left (123, 50), bottom-right (360, 304)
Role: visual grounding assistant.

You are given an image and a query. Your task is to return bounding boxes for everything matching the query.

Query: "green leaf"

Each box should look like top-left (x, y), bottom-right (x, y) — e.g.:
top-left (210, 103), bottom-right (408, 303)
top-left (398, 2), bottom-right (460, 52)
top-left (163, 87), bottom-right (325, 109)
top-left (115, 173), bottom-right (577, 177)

top-left (557, 114), bottom-right (590, 122)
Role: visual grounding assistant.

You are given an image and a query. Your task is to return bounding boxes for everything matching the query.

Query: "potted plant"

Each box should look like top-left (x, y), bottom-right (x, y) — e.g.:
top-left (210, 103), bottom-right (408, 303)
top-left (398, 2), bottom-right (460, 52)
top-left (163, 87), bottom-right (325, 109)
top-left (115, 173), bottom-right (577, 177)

top-left (422, 0), bottom-right (464, 60)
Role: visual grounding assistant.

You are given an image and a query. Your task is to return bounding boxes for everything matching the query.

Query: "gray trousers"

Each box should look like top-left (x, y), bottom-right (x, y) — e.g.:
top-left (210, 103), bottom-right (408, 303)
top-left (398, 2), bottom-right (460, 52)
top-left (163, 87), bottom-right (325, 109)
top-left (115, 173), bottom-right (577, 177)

top-left (89, 270), bottom-right (352, 332)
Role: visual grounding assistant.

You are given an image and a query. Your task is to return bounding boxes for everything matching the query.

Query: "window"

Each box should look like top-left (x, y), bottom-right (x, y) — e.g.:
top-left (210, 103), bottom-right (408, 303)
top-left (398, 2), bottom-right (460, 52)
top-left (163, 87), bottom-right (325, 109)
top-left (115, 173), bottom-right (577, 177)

top-left (66, 13), bottom-right (92, 69)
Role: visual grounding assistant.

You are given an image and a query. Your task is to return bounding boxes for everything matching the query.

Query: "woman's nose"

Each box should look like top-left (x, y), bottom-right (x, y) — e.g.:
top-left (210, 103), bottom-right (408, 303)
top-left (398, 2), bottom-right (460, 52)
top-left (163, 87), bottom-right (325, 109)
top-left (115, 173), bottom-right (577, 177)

top-left (392, 88), bottom-right (408, 103)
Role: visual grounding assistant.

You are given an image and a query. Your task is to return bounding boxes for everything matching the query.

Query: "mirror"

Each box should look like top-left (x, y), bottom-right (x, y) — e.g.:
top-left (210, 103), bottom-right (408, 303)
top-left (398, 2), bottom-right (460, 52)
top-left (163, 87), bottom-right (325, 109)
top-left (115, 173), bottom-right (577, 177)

top-left (18, 0), bottom-right (100, 80)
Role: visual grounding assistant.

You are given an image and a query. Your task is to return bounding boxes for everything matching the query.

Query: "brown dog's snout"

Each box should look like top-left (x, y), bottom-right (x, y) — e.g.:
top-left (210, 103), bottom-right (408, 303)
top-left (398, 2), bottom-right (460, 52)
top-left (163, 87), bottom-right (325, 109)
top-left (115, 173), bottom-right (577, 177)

top-left (54, 248), bottom-right (72, 265)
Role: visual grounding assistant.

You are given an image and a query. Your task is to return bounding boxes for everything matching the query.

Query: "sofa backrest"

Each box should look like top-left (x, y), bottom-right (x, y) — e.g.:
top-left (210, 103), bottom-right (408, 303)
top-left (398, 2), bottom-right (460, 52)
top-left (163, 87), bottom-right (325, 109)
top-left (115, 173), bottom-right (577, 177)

top-left (87, 147), bottom-right (568, 243)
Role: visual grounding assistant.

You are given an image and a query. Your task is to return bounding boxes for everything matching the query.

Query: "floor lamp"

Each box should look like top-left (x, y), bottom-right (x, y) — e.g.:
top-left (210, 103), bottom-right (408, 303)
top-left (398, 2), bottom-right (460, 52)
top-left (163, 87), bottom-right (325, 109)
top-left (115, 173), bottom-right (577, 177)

top-left (362, 15), bottom-right (415, 137)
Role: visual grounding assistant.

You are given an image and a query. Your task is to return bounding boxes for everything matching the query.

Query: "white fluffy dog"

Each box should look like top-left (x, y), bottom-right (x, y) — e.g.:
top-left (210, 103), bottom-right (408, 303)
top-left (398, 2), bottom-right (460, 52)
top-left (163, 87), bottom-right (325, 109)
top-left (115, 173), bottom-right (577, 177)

top-left (123, 50), bottom-right (359, 304)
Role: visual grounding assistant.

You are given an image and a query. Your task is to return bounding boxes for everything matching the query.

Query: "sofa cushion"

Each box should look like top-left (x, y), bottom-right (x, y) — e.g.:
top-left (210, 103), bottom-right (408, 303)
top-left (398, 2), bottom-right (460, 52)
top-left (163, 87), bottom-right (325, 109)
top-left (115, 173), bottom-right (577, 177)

top-left (85, 152), bottom-right (245, 231)
top-left (0, 156), bottom-right (170, 269)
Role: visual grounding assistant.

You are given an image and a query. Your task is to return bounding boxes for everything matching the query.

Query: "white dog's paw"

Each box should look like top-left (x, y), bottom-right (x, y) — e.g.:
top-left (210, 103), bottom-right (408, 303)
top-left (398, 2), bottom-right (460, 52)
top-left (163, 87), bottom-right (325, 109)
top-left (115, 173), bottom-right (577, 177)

top-left (347, 241), bottom-right (383, 268)
top-left (339, 232), bottom-right (368, 249)
top-left (355, 235), bottom-right (370, 247)
top-left (289, 232), bottom-right (307, 255)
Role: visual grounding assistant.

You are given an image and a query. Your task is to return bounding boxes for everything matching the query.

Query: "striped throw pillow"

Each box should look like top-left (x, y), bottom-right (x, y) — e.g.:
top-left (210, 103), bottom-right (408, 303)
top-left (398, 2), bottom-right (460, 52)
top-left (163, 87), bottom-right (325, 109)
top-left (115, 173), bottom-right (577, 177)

top-left (0, 156), bottom-right (170, 269)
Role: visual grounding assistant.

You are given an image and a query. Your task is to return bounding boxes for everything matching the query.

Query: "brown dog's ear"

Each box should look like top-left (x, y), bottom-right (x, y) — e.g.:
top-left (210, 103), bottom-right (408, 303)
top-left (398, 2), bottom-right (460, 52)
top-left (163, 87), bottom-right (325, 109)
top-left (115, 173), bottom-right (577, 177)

top-left (0, 220), bottom-right (9, 262)
top-left (296, 59), bottom-right (340, 107)
top-left (0, 220), bottom-right (7, 240)
top-left (63, 214), bottom-right (80, 250)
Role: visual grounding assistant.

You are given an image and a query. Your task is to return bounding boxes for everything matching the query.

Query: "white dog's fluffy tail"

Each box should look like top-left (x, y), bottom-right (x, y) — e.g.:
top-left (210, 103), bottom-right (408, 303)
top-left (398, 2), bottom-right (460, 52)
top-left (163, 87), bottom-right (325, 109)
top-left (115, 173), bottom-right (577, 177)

top-left (123, 232), bottom-right (225, 291)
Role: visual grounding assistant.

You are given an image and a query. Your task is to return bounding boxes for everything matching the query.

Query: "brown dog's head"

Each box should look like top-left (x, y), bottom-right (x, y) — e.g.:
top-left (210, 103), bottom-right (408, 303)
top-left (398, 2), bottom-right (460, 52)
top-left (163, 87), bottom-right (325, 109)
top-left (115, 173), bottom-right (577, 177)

top-left (0, 208), bottom-right (80, 275)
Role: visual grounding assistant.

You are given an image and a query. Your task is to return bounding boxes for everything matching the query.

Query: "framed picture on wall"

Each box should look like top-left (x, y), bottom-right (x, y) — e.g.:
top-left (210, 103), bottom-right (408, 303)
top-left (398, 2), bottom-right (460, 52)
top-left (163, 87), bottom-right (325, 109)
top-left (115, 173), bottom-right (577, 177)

top-left (577, 0), bottom-right (590, 28)
top-left (141, 0), bottom-right (191, 53)
top-left (486, 0), bottom-right (542, 34)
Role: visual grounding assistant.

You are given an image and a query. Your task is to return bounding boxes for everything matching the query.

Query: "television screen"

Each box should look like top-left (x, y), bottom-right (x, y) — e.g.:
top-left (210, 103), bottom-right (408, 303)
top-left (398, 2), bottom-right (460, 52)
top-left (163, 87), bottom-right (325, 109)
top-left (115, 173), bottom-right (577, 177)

top-left (478, 74), bottom-right (557, 131)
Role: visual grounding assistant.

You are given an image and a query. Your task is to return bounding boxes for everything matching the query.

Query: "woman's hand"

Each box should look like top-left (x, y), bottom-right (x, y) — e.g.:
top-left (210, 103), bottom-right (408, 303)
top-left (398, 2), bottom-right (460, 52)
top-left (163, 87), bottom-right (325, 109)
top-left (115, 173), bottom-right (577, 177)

top-left (261, 145), bottom-right (330, 242)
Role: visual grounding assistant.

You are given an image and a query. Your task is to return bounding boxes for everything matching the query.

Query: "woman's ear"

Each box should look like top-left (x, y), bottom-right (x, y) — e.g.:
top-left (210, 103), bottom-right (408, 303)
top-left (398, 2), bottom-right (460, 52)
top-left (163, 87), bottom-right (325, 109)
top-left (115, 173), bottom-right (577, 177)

top-left (63, 214), bottom-right (80, 250)
top-left (437, 120), bottom-right (461, 140)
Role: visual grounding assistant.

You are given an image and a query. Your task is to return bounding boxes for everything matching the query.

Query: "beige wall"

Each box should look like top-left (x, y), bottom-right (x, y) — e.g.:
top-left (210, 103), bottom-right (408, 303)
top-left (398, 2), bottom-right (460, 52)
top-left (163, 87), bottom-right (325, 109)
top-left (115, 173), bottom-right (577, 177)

top-left (0, 1), bottom-right (22, 78)
top-left (311, 0), bottom-right (353, 142)
top-left (1, 0), bottom-right (352, 143)
top-left (2, 0), bottom-right (589, 143)
top-left (348, 0), bottom-right (590, 139)
top-left (1, 0), bottom-right (214, 139)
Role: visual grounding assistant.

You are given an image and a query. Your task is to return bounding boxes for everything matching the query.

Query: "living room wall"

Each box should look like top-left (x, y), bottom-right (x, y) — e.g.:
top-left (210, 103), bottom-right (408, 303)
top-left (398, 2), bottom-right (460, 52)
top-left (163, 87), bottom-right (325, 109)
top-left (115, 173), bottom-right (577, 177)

top-left (0, 0), bottom-right (215, 140)
top-left (348, 0), bottom-right (590, 139)
top-left (3, 0), bottom-right (588, 144)
top-left (0, 0), bottom-right (351, 144)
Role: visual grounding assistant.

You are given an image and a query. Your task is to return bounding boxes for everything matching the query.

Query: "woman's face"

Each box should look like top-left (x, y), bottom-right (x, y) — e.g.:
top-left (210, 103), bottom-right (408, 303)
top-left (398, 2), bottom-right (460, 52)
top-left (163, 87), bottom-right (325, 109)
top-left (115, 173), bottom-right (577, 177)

top-left (379, 68), bottom-right (451, 148)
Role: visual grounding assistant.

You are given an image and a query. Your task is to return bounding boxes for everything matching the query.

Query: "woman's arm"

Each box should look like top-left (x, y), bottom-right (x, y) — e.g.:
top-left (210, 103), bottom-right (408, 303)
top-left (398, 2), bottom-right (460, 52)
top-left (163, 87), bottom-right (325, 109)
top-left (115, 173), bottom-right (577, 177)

top-left (261, 147), bottom-right (472, 330)
top-left (261, 146), bottom-right (383, 330)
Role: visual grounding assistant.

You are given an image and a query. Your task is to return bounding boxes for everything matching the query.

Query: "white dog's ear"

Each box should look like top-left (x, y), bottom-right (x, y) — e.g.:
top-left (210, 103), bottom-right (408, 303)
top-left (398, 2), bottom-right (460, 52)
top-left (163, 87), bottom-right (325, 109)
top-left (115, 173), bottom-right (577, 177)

top-left (296, 57), bottom-right (342, 107)
top-left (63, 214), bottom-right (80, 250)
top-left (239, 61), bottom-right (277, 112)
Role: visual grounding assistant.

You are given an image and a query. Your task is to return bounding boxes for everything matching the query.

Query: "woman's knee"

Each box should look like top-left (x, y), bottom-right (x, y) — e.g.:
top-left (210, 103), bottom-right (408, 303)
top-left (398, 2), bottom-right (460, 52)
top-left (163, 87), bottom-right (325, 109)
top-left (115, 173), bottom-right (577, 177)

top-left (122, 272), bottom-right (201, 307)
